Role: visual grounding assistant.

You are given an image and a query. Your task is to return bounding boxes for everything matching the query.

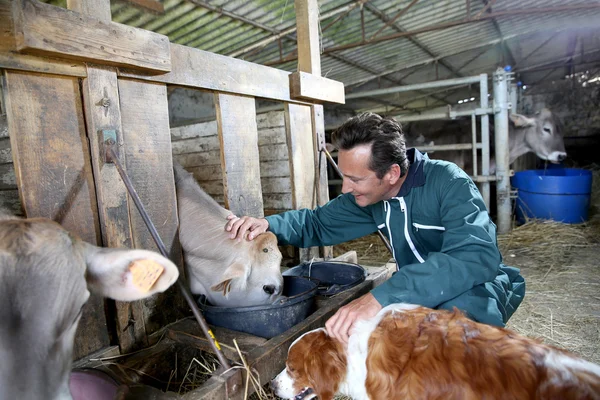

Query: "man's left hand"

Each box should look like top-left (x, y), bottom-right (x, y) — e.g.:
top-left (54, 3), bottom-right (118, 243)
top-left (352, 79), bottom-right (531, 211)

top-left (325, 292), bottom-right (382, 346)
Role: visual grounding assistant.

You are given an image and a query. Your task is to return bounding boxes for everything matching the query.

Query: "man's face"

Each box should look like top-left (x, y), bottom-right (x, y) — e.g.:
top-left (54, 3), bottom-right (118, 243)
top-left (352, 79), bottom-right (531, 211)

top-left (338, 144), bottom-right (395, 207)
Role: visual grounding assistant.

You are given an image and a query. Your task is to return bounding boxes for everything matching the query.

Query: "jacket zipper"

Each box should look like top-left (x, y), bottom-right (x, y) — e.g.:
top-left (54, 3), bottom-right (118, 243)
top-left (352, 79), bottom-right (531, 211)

top-left (412, 223), bottom-right (446, 232)
top-left (397, 197), bottom-right (425, 263)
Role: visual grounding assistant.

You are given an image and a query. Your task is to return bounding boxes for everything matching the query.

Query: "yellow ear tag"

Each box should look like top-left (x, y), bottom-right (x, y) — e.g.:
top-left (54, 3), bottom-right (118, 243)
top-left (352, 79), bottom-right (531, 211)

top-left (129, 259), bottom-right (165, 292)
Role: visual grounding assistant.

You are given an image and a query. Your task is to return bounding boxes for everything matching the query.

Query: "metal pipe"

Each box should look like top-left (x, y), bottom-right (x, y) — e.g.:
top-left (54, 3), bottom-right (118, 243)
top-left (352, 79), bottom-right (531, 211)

top-left (346, 76), bottom-right (483, 100)
top-left (394, 107), bottom-right (493, 122)
top-left (415, 143), bottom-right (482, 152)
top-left (106, 147), bottom-right (231, 370)
top-left (471, 114), bottom-right (478, 177)
top-left (479, 74), bottom-right (491, 210)
top-left (509, 83), bottom-right (518, 115)
top-left (322, 148), bottom-right (394, 257)
top-left (492, 68), bottom-right (512, 234)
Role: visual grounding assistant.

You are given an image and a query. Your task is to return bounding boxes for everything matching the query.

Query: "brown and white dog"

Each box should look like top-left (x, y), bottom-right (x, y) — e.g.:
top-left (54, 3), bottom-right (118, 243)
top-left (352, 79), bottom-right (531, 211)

top-left (271, 304), bottom-right (600, 400)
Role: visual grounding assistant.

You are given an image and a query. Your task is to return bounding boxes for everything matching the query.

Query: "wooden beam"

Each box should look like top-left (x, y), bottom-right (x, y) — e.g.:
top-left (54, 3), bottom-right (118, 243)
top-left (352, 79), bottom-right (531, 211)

top-left (289, 71), bottom-right (345, 104)
top-left (0, 0), bottom-right (87, 77)
top-left (2, 70), bottom-right (108, 359)
top-left (120, 44), bottom-right (310, 104)
top-left (12, 0), bottom-right (171, 73)
top-left (66, 0), bottom-right (111, 21)
top-left (294, 0), bottom-right (321, 75)
top-left (215, 93), bottom-right (265, 218)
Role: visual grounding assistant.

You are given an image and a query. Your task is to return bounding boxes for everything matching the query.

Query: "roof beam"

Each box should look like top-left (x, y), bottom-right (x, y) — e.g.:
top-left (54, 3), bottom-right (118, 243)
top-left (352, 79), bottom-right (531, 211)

top-left (265, 5), bottom-right (600, 66)
top-left (480, 0), bottom-right (516, 67)
top-left (363, 3), bottom-right (463, 77)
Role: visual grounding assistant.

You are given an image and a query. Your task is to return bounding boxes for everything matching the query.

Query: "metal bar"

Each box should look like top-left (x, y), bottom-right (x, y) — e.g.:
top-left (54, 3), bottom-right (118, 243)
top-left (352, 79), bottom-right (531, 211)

top-left (368, 0), bottom-right (419, 41)
top-left (360, 6), bottom-right (365, 43)
top-left (394, 107), bottom-right (493, 122)
top-left (471, 113), bottom-right (478, 177)
top-left (492, 68), bottom-right (512, 234)
top-left (466, 0), bottom-right (471, 19)
top-left (473, 0), bottom-right (496, 19)
top-left (323, 148), bottom-right (394, 257)
top-left (416, 143), bottom-right (483, 152)
top-left (105, 147), bottom-right (231, 370)
top-left (346, 75), bottom-right (482, 99)
top-left (509, 83), bottom-right (518, 115)
top-left (479, 73), bottom-right (491, 210)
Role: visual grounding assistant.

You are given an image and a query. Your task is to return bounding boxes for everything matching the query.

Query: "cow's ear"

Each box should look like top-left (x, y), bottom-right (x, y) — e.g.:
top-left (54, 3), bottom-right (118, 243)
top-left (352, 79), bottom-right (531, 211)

top-left (509, 113), bottom-right (536, 127)
top-left (210, 261), bottom-right (250, 295)
top-left (84, 246), bottom-right (179, 301)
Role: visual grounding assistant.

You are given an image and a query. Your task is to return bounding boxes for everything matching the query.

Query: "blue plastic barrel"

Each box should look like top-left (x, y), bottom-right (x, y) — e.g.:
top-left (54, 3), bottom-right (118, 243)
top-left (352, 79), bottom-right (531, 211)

top-left (511, 168), bottom-right (593, 224)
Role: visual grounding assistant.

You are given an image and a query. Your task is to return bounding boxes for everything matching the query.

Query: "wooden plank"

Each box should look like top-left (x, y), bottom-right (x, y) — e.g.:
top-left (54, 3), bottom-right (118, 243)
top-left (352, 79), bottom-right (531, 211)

top-left (118, 78), bottom-right (187, 335)
top-left (0, 113), bottom-right (8, 138)
top-left (171, 120), bottom-right (217, 140)
top-left (0, 189), bottom-right (23, 216)
top-left (215, 93), bottom-right (264, 217)
top-left (0, 163), bottom-right (15, 189)
top-left (0, 0), bottom-right (87, 78)
top-left (81, 65), bottom-right (148, 353)
top-left (294, 0), bottom-right (321, 76)
top-left (312, 104), bottom-right (333, 258)
top-left (289, 71), bottom-right (345, 104)
top-left (171, 135), bottom-right (220, 155)
top-left (13, 0), bottom-right (171, 73)
top-left (256, 111), bottom-right (285, 129)
top-left (66, 0), bottom-right (111, 21)
top-left (2, 70), bottom-right (108, 359)
top-left (120, 44), bottom-right (309, 104)
top-left (285, 103), bottom-right (319, 261)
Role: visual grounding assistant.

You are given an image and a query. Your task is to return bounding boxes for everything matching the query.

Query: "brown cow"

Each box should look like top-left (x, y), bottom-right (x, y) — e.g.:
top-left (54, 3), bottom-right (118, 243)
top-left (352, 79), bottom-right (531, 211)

top-left (0, 216), bottom-right (179, 400)
top-left (173, 163), bottom-right (283, 307)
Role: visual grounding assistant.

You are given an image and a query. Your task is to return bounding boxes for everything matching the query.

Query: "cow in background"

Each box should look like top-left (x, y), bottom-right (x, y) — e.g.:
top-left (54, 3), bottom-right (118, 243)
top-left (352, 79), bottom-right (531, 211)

top-left (404, 108), bottom-right (567, 174)
top-left (173, 163), bottom-right (283, 307)
top-left (0, 216), bottom-right (179, 400)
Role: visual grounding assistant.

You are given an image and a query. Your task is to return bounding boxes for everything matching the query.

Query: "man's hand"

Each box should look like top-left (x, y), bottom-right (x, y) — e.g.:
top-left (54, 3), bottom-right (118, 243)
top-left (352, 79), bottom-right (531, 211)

top-left (325, 292), bottom-right (382, 345)
top-left (225, 214), bottom-right (269, 241)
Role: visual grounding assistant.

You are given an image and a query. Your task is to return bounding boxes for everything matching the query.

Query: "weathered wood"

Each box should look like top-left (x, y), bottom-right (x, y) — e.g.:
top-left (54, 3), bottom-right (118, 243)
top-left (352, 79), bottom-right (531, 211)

top-left (82, 65), bottom-right (147, 353)
top-left (312, 104), bottom-right (333, 258)
top-left (120, 44), bottom-right (310, 104)
top-left (0, 113), bottom-right (8, 138)
top-left (256, 110), bottom-right (285, 129)
top-left (182, 369), bottom-right (243, 400)
top-left (13, 0), bottom-right (171, 73)
top-left (285, 103), bottom-right (319, 261)
top-left (243, 281), bottom-right (373, 395)
top-left (215, 93), bottom-right (264, 217)
top-left (118, 78), bottom-right (187, 335)
top-left (166, 318), bottom-right (267, 363)
top-left (289, 71), bottom-right (346, 104)
top-left (66, 0), bottom-right (111, 21)
top-left (0, 163), bottom-right (15, 189)
top-left (170, 120), bottom-right (217, 140)
top-left (0, 0), bottom-right (87, 78)
top-left (0, 189), bottom-right (23, 216)
top-left (3, 70), bottom-right (108, 359)
top-left (72, 345), bottom-right (120, 369)
top-left (294, 0), bottom-right (321, 76)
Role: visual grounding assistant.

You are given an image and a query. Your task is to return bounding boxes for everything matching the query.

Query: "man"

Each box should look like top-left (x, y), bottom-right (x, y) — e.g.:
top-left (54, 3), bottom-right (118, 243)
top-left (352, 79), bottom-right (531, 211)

top-left (226, 112), bottom-right (525, 345)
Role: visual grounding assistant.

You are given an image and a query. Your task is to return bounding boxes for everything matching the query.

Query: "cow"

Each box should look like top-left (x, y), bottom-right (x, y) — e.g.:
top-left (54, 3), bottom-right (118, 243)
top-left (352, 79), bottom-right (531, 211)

top-left (403, 108), bottom-right (567, 174)
top-left (0, 216), bottom-right (180, 400)
top-left (173, 163), bottom-right (283, 307)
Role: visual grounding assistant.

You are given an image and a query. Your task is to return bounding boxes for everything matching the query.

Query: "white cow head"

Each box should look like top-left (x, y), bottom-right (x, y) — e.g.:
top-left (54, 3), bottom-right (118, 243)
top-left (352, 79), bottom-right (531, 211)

top-left (0, 217), bottom-right (179, 400)
top-left (509, 108), bottom-right (567, 164)
top-left (173, 163), bottom-right (284, 307)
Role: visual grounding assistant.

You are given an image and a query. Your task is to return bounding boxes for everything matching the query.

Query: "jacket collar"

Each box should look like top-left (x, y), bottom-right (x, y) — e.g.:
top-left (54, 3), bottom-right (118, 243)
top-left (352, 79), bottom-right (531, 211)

top-left (396, 148), bottom-right (426, 197)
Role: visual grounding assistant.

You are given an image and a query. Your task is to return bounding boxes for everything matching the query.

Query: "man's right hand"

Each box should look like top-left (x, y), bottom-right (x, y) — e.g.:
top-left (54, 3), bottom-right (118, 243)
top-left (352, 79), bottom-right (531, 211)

top-left (225, 214), bottom-right (269, 241)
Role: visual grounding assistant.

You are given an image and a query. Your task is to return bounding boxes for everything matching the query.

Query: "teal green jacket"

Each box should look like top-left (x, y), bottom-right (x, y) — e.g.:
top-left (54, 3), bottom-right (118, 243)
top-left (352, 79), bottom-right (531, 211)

top-left (266, 149), bottom-right (525, 326)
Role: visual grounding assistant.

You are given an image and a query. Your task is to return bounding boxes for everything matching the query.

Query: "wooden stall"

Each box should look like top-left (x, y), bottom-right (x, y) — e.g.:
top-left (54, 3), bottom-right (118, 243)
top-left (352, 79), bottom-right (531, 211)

top-left (0, 0), bottom-right (368, 397)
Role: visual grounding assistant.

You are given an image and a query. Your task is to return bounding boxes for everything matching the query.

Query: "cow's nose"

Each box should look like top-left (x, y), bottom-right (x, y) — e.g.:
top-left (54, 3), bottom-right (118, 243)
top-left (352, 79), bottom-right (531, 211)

top-left (263, 284), bottom-right (276, 295)
top-left (270, 379), bottom-right (278, 390)
top-left (557, 153), bottom-right (566, 162)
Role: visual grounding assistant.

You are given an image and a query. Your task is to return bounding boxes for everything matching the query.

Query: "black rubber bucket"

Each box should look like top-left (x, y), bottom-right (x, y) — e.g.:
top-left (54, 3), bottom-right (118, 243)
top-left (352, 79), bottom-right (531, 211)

top-left (197, 275), bottom-right (318, 339)
top-left (283, 261), bottom-right (367, 296)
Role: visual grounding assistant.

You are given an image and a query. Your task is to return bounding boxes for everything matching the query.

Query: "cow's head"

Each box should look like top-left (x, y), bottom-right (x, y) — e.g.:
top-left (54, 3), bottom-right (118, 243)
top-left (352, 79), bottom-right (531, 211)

top-left (208, 231), bottom-right (283, 307)
top-left (0, 217), bottom-right (179, 400)
top-left (510, 108), bottom-right (567, 164)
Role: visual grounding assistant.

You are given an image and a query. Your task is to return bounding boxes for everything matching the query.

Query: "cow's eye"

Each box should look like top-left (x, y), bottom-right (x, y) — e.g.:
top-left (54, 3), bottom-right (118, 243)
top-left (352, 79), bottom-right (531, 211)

top-left (543, 127), bottom-right (552, 134)
top-left (263, 248), bottom-right (268, 253)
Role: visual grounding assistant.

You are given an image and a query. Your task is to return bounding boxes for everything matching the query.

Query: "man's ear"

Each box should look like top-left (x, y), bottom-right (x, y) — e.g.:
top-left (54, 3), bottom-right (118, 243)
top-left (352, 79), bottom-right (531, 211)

top-left (84, 246), bottom-right (179, 302)
top-left (387, 164), bottom-right (402, 185)
top-left (509, 113), bottom-right (536, 127)
top-left (210, 261), bottom-right (250, 295)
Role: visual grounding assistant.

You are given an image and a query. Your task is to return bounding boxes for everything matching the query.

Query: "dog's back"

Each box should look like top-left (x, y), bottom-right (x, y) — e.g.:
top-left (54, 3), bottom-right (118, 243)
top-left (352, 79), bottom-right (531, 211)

top-left (365, 307), bottom-right (600, 400)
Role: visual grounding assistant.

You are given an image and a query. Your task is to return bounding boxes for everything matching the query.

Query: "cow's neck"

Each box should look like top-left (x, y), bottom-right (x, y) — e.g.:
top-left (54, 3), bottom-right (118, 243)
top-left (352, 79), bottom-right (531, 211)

top-left (508, 127), bottom-right (532, 164)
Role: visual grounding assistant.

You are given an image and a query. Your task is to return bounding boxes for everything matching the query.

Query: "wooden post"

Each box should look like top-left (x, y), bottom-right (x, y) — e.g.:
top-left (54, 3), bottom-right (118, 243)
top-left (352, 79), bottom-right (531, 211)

top-left (293, 0), bottom-right (333, 260)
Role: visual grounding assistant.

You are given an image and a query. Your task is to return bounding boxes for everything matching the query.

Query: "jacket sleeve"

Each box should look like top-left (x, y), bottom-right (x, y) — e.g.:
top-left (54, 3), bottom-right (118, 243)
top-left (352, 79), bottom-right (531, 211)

top-left (371, 172), bottom-right (501, 308)
top-left (265, 194), bottom-right (378, 248)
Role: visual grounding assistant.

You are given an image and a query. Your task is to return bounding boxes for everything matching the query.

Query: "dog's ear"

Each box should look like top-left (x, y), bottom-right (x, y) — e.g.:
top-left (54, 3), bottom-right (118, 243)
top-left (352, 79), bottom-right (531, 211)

top-left (304, 334), bottom-right (347, 400)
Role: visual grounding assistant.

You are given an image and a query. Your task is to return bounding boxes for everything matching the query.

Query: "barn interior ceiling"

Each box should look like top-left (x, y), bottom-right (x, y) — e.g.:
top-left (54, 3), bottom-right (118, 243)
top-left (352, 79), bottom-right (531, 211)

top-left (45, 0), bottom-right (600, 117)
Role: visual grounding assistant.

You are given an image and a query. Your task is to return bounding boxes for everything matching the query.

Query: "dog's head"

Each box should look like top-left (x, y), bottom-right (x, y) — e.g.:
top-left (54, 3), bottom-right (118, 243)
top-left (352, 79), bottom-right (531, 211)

top-left (271, 329), bottom-right (347, 400)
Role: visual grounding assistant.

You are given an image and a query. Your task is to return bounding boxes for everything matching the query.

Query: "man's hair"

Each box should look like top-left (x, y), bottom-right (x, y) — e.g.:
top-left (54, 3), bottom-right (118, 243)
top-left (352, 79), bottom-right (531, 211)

top-left (331, 112), bottom-right (410, 179)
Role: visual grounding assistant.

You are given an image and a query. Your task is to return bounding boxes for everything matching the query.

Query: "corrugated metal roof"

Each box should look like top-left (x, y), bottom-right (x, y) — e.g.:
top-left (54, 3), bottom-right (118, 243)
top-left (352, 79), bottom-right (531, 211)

top-left (44, 0), bottom-right (600, 114)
